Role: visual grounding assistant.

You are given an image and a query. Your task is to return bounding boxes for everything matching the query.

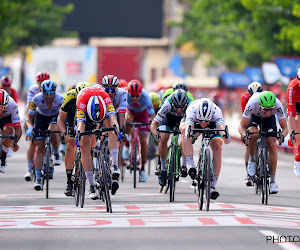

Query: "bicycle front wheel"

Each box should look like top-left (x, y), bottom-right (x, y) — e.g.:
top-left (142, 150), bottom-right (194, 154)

top-left (79, 160), bottom-right (86, 208)
top-left (133, 140), bottom-right (138, 188)
top-left (262, 148), bottom-right (269, 205)
top-left (169, 146), bottom-right (176, 202)
top-left (73, 155), bottom-right (80, 207)
top-left (197, 154), bottom-right (204, 210)
top-left (100, 152), bottom-right (112, 213)
top-left (45, 145), bottom-right (51, 199)
top-left (203, 148), bottom-right (212, 211)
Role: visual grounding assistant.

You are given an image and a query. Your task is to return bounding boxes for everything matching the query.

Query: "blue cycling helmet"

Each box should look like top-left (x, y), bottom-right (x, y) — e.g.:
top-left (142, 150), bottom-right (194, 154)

top-left (41, 80), bottom-right (56, 93)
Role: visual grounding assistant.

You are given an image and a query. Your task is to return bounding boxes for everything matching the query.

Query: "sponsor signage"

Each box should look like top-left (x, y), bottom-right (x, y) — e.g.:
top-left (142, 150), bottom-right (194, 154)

top-left (244, 67), bottom-right (264, 83)
top-left (274, 57), bottom-right (300, 78)
top-left (220, 72), bottom-right (251, 88)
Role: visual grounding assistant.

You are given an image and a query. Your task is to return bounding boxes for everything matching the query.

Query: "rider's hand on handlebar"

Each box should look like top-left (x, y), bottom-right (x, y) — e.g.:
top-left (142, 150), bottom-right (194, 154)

top-left (223, 135), bottom-right (231, 144)
top-left (242, 135), bottom-right (250, 146)
top-left (277, 134), bottom-right (285, 145)
top-left (26, 127), bottom-right (33, 141)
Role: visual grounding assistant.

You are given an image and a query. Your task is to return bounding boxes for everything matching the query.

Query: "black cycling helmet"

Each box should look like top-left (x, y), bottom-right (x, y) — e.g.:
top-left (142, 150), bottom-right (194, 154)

top-left (173, 82), bottom-right (188, 92)
top-left (171, 89), bottom-right (188, 108)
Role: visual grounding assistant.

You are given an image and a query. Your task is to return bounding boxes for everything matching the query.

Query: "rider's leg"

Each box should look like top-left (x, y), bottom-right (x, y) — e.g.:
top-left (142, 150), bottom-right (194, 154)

top-left (266, 137), bottom-right (277, 179)
top-left (49, 123), bottom-right (61, 165)
top-left (210, 137), bottom-right (223, 188)
top-left (158, 132), bottom-right (170, 171)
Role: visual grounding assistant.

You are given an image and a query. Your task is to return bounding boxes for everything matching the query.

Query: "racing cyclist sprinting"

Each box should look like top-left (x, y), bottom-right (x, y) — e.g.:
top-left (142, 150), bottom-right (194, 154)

top-left (238, 91), bottom-right (287, 194)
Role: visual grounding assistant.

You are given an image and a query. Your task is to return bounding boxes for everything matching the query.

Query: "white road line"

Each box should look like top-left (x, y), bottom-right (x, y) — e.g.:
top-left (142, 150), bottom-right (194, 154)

top-left (260, 230), bottom-right (300, 250)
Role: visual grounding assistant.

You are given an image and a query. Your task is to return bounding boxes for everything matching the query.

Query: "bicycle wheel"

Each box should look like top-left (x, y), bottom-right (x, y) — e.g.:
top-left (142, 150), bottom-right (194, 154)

top-left (262, 148), bottom-right (269, 205)
top-left (203, 148), bottom-right (211, 211)
top-left (197, 153), bottom-right (204, 210)
top-left (79, 160), bottom-right (86, 208)
top-left (73, 150), bottom-right (80, 207)
top-left (257, 148), bottom-right (265, 204)
top-left (100, 152), bottom-right (112, 213)
top-left (133, 140), bottom-right (138, 188)
top-left (169, 146), bottom-right (176, 202)
top-left (45, 145), bottom-right (51, 199)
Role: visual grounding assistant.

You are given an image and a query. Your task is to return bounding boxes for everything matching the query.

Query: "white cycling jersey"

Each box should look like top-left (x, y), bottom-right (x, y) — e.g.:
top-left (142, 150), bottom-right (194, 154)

top-left (242, 93), bottom-right (285, 120)
top-left (185, 100), bottom-right (225, 127)
top-left (27, 85), bottom-right (40, 103)
top-left (0, 97), bottom-right (21, 127)
top-left (28, 92), bottom-right (64, 117)
top-left (111, 88), bottom-right (127, 115)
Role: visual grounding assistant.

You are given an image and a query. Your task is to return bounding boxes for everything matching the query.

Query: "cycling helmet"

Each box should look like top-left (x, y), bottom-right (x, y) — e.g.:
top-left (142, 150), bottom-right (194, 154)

top-left (149, 92), bottom-right (160, 108)
top-left (1, 76), bottom-right (12, 86)
top-left (258, 91), bottom-right (276, 108)
top-left (102, 75), bottom-right (119, 87)
top-left (171, 89), bottom-right (188, 108)
top-left (41, 80), bottom-right (56, 93)
top-left (196, 98), bottom-right (214, 121)
top-left (36, 72), bottom-right (50, 82)
top-left (75, 82), bottom-right (90, 95)
top-left (119, 79), bottom-right (128, 89)
top-left (87, 96), bottom-right (107, 123)
top-left (173, 82), bottom-right (188, 92)
top-left (128, 80), bottom-right (143, 95)
top-left (0, 89), bottom-right (9, 106)
top-left (248, 81), bottom-right (262, 95)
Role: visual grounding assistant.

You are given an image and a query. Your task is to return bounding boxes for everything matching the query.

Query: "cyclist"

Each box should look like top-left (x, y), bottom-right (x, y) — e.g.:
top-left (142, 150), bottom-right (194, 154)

top-left (76, 86), bottom-right (122, 198)
top-left (24, 72), bottom-right (50, 181)
top-left (149, 92), bottom-right (161, 113)
top-left (287, 68), bottom-right (300, 176)
top-left (181, 98), bottom-right (231, 200)
top-left (161, 82), bottom-right (194, 106)
top-left (122, 80), bottom-right (155, 182)
top-left (57, 82), bottom-right (90, 196)
top-left (150, 89), bottom-right (192, 187)
top-left (25, 80), bottom-right (64, 190)
top-left (240, 81), bottom-right (263, 186)
top-left (0, 76), bottom-right (18, 103)
top-left (0, 90), bottom-right (22, 173)
top-left (238, 91), bottom-right (287, 194)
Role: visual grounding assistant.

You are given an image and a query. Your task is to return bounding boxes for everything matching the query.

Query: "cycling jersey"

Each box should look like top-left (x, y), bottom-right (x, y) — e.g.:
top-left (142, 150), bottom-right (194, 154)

top-left (154, 93), bottom-right (193, 124)
top-left (27, 85), bottom-right (40, 103)
top-left (127, 89), bottom-right (155, 115)
top-left (60, 89), bottom-right (77, 116)
top-left (161, 88), bottom-right (194, 106)
top-left (185, 100), bottom-right (225, 127)
top-left (243, 93), bottom-right (285, 120)
top-left (240, 92), bottom-right (251, 112)
top-left (111, 88), bottom-right (127, 115)
top-left (28, 93), bottom-right (64, 117)
top-left (0, 97), bottom-right (21, 127)
top-left (76, 86), bottom-right (115, 124)
top-left (287, 78), bottom-right (300, 117)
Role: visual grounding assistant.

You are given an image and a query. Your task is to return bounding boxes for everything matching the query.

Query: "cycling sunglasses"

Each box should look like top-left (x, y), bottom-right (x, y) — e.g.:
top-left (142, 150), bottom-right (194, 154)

top-left (43, 91), bottom-right (55, 95)
top-left (261, 107), bottom-right (274, 112)
top-left (130, 94), bottom-right (141, 98)
top-left (105, 88), bottom-right (116, 94)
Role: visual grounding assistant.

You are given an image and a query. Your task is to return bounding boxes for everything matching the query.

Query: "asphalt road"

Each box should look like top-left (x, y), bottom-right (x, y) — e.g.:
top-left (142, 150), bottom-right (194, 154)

top-left (0, 136), bottom-right (299, 250)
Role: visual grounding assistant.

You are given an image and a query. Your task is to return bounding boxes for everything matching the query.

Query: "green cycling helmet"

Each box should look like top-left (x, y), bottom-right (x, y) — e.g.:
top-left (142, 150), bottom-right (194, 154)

top-left (258, 91), bottom-right (276, 108)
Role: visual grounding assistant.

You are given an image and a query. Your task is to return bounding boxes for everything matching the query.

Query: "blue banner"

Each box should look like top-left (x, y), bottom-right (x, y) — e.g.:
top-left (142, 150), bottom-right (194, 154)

top-left (0, 67), bottom-right (10, 77)
top-left (274, 57), bottom-right (300, 78)
top-left (169, 54), bottom-right (186, 79)
top-left (244, 67), bottom-right (263, 83)
top-left (220, 72), bottom-right (251, 88)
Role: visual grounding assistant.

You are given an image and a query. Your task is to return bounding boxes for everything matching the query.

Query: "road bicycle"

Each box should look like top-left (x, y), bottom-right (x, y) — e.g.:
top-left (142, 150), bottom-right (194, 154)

top-left (246, 128), bottom-right (282, 205)
top-left (157, 128), bottom-right (181, 202)
top-left (34, 129), bottom-right (61, 199)
top-left (126, 122), bottom-right (149, 188)
top-left (79, 125), bottom-right (119, 213)
top-left (73, 146), bottom-right (86, 208)
top-left (188, 125), bottom-right (229, 211)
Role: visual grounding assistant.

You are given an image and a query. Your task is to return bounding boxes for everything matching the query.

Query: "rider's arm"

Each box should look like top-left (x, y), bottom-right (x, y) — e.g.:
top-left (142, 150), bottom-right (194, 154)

top-left (150, 120), bottom-right (159, 137)
top-left (279, 118), bottom-right (288, 138)
top-left (288, 116), bottom-right (296, 135)
top-left (57, 111), bottom-right (67, 134)
top-left (15, 126), bottom-right (22, 142)
top-left (238, 116), bottom-right (250, 139)
top-left (108, 114), bottom-right (120, 131)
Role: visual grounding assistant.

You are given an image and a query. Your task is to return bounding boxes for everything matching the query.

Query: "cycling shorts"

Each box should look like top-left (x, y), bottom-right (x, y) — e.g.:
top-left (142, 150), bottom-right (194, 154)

top-left (247, 114), bottom-right (277, 138)
top-left (127, 108), bottom-right (149, 133)
top-left (34, 112), bottom-right (58, 140)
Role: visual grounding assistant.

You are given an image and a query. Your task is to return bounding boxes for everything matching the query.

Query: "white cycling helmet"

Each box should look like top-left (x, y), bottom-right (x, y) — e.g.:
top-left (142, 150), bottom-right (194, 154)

top-left (196, 98), bottom-right (214, 121)
top-left (248, 81), bottom-right (262, 96)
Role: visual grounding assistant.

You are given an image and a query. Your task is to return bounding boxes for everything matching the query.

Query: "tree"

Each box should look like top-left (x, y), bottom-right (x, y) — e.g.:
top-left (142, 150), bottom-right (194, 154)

top-left (0, 0), bottom-right (74, 55)
top-left (177, 0), bottom-right (300, 70)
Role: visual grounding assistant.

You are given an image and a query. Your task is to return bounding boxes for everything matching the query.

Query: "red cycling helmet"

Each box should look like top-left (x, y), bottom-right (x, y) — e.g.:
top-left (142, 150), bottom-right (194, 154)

top-left (1, 76), bottom-right (12, 86)
top-left (118, 79), bottom-right (128, 89)
top-left (36, 72), bottom-right (50, 82)
top-left (128, 80), bottom-right (143, 96)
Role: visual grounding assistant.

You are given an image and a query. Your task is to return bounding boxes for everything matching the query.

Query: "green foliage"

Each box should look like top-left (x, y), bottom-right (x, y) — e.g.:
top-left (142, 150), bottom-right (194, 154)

top-left (178, 0), bottom-right (300, 70)
top-left (0, 0), bottom-right (74, 55)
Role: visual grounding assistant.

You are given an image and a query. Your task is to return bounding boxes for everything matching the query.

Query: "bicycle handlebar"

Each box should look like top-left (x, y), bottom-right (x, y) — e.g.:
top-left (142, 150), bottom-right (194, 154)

top-left (290, 130), bottom-right (300, 144)
top-left (156, 128), bottom-right (181, 140)
top-left (34, 129), bottom-right (61, 136)
top-left (126, 122), bottom-right (150, 126)
top-left (187, 125), bottom-right (229, 139)
top-left (246, 129), bottom-right (283, 145)
top-left (79, 124), bottom-right (119, 138)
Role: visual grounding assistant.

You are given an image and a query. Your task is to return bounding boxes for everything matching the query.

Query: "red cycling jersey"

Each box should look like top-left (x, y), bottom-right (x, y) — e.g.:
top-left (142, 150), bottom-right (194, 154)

top-left (76, 87), bottom-right (115, 124)
top-left (287, 78), bottom-right (300, 117)
top-left (240, 92), bottom-right (251, 112)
